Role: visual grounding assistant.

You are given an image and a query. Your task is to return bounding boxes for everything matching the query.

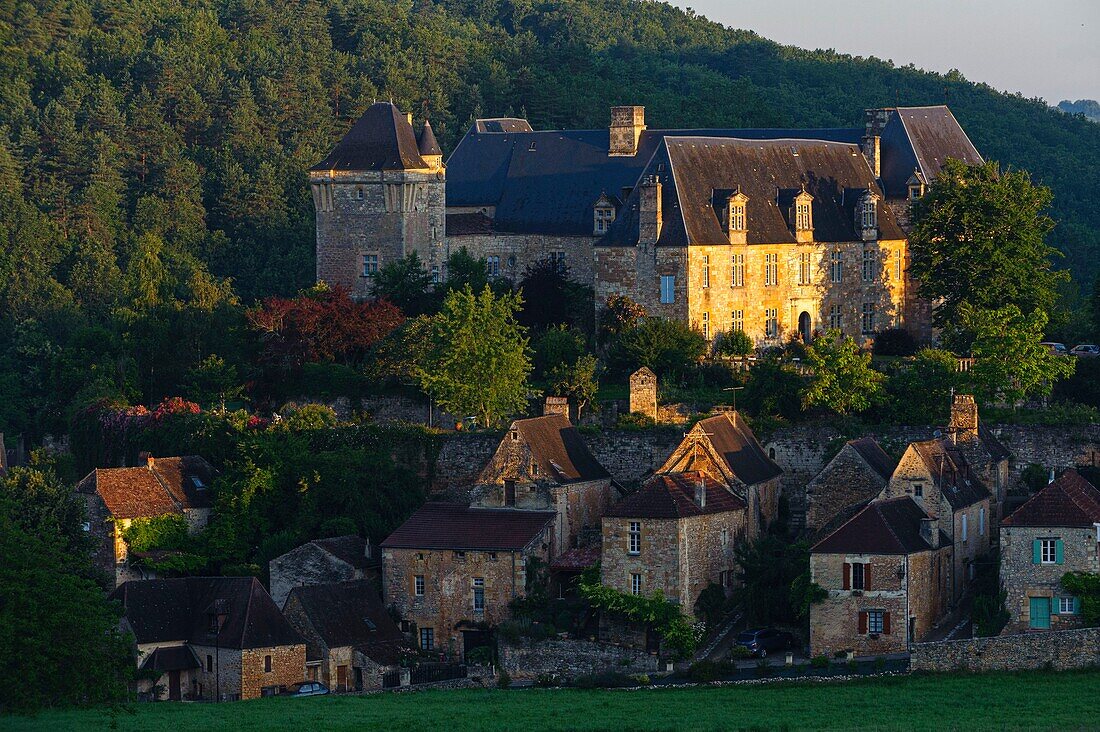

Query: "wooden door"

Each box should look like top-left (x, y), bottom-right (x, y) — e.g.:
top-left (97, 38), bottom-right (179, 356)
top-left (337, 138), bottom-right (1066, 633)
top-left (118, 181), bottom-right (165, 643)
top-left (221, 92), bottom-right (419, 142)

top-left (1029, 597), bottom-right (1051, 629)
top-left (168, 670), bottom-right (181, 701)
top-left (336, 665), bottom-right (348, 691)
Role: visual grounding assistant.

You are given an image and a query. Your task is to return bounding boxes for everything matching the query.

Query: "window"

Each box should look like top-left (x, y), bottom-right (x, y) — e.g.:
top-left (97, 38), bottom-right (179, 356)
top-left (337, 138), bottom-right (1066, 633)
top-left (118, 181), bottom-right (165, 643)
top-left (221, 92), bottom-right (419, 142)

top-left (721, 528), bottom-right (729, 547)
top-left (207, 654), bottom-right (213, 673)
top-left (504, 480), bottom-right (515, 507)
top-left (731, 254), bottom-right (745, 287)
top-left (765, 309), bottom-right (778, 339)
top-left (867, 610), bottom-right (884, 634)
top-left (829, 251), bottom-right (843, 283)
top-left (1038, 538), bottom-right (1060, 565)
top-left (486, 255), bottom-right (500, 277)
top-left (356, 186), bottom-right (364, 200)
top-left (81, 521), bottom-right (91, 532)
top-left (732, 309), bottom-right (744, 333)
top-left (861, 303), bottom-right (876, 335)
top-left (729, 201), bottom-right (746, 231)
top-left (764, 253), bottom-right (778, 287)
top-left (552, 251), bottom-right (566, 272)
top-left (798, 252), bottom-right (811, 285)
top-left (489, 552), bottom-right (497, 561)
top-left (419, 627), bottom-right (434, 651)
top-left (861, 197), bottom-right (877, 230)
top-left (1059, 596), bottom-right (1078, 614)
top-left (594, 206), bottom-right (614, 234)
top-left (914, 483), bottom-right (923, 498)
top-left (895, 250), bottom-right (903, 280)
top-left (454, 551), bottom-right (466, 561)
top-left (979, 507), bottom-right (985, 535)
top-left (473, 578), bottom-right (485, 613)
top-left (852, 562), bottom-right (865, 591)
top-left (660, 275), bottom-right (675, 304)
top-left (628, 522), bottom-right (641, 554)
top-left (702, 312), bottom-right (710, 340)
top-left (828, 304), bottom-right (842, 331)
top-left (909, 184), bottom-right (923, 201)
top-left (264, 655), bottom-right (272, 673)
top-left (630, 573), bottom-right (642, 595)
top-left (531, 462), bottom-right (539, 476)
top-left (702, 255), bottom-right (710, 288)
top-left (862, 248), bottom-right (877, 282)
top-left (414, 575), bottom-right (425, 596)
top-left (961, 514), bottom-right (968, 543)
top-left (362, 254), bottom-right (379, 278)
top-left (795, 201), bottom-right (812, 230)
top-left (431, 265), bottom-right (441, 284)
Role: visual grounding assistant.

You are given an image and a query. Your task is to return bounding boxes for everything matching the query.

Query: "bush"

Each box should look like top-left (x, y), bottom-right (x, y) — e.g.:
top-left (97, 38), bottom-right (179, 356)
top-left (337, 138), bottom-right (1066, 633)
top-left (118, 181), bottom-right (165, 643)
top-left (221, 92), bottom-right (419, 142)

top-left (729, 645), bottom-right (752, 660)
top-left (846, 659), bottom-right (859, 673)
top-left (632, 674), bottom-right (651, 686)
top-left (611, 317), bottom-right (707, 380)
top-left (687, 660), bottom-right (734, 682)
top-left (465, 645), bottom-right (493, 667)
top-left (810, 655), bottom-right (829, 669)
top-left (535, 673), bottom-right (559, 687)
top-left (873, 328), bottom-right (918, 356)
top-left (714, 329), bottom-right (754, 358)
top-left (873, 656), bottom-right (888, 672)
top-left (1021, 463), bottom-right (1050, 493)
top-left (616, 411), bottom-right (656, 430)
top-left (496, 670), bottom-right (512, 689)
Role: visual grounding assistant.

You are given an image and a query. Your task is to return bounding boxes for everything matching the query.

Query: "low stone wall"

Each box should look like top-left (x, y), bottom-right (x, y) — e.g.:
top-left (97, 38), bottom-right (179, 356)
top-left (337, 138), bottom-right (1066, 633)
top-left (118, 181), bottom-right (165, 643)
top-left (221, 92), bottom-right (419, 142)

top-left (499, 638), bottom-right (659, 680)
top-left (910, 627), bottom-right (1100, 673)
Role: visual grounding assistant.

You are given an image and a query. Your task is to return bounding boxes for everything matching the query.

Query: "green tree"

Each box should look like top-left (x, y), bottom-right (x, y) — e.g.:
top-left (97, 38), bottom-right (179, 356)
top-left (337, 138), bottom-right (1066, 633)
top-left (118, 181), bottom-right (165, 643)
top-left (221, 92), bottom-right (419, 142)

top-left (548, 353), bottom-right (599, 420)
top-left (372, 251), bottom-right (436, 316)
top-left (442, 247), bottom-right (489, 295)
top-left (882, 349), bottom-right (961, 424)
top-left (532, 325), bottom-right (586, 379)
top-left (1061, 572), bottom-right (1100, 627)
top-left (184, 354), bottom-right (244, 411)
top-left (961, 304), bottom-right (1076, 403)
top-left (733, 536), bottom-right (815, 626)
top-left (0, 450), bottom-right (87, 556)
top-left (801, 330), bottom-right (885, 415)
top-left (414, 285), bottom-right (531, 427)
top-left (714, 329), bottom-right (754, 358)
top-left (909, 159), bottom-right (1068, 348)
top-left (612, 317), bottom-right (706, 380)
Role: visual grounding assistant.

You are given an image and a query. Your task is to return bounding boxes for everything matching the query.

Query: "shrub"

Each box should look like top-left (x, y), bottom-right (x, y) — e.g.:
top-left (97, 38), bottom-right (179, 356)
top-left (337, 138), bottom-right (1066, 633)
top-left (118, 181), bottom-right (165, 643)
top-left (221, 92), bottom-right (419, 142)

top-left (873, 328), bottom-right (918, 356)
top-left (466, 645), bottom-right (493, 667)
top-left (632, 674), bottom-right (651, 686)
top-left (810, 655), bottom-right (829, 669)
top-left (729, 645), bottom-right (752, 660)
top-left (846, 659), bottom-right (859, 673)
top-left (688, 660), bottom-right (734, 682)
top-left (535, 673), bottom-right (559, 687)
top-left (616, 411), bottom-right (656, 430)
top-left (714, 329), bottom-right (754, 358)
top-left (1021, 463), bottom-right (1050, 493)
top-left (873, 656), bottom-right (887, 672)
top-left (611, 317), bottom-right (707, 380)
top-left (496, 670), bottom-right (512, 689)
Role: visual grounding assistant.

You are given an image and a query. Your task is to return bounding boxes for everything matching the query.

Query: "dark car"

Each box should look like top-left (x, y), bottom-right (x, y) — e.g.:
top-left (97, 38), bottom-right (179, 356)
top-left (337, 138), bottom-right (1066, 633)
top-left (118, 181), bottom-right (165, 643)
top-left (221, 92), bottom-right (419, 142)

top-left (735, 628), bottom-right (794, 658)
top-left (286, 681), bottom-right (329, 697)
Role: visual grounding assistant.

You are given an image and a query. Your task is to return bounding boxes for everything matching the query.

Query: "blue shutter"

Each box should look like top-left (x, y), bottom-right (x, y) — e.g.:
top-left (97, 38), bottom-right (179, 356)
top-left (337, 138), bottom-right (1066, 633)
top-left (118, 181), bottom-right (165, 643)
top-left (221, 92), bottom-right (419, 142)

top-left (1032, 540), bottom-right (1042, 564)
top-left (1051, 599), bottom-right (1060, 616)
top-left (1055, 539), bottom-right (1065, 565)
top-left (1074, 597), bottom-right (1082, 614)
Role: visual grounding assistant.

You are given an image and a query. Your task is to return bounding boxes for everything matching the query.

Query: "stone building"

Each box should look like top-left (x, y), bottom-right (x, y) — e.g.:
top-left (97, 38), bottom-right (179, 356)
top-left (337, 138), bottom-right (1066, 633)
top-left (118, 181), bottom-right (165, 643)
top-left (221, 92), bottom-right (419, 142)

top-left (600, 471), bottom-right (746, 614)
top-left (810, 496), bottom-right (951, 656)
top-left (999, 470), bottom-right (1100, 633)
top-left (879, 438), bottom-right (992, 608)
top-left (472, 413), bottom-right (613, 555)
top-left (76, 455), bottom-right (215, 586)
top-left (380, 502), bottom-right (555, 660)
top-left (282, 580), bottom-right (407, 691)
top-left (946, 394), bottom-right (1011, 524)
top-left (111, 577), bottom-right (305, 701)
top-left (269, 534), bottom-right (380, 608)
top-left (628, 366), bottom-right (658, 420)
top-left (805, 437), bottom-right (897, 536)
top-left (655, 410), bottom-right (782, 539)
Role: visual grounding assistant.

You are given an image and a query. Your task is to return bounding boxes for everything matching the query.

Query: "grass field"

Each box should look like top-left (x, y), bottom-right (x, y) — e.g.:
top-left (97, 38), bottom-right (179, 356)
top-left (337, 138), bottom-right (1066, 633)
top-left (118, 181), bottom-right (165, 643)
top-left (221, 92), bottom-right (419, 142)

top-left (6, 671), bottom-right (1100, 731)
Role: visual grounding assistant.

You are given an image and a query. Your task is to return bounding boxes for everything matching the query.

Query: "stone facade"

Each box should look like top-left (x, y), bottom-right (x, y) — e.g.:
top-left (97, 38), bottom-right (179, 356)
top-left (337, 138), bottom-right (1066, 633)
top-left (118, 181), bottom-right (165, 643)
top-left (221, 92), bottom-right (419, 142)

top-left (628, 367), bottom-right (658, 419)
top-left (240, 646), bottom-right (307, 700)
top-left (1000, 523), bottom-right (1099, 633)
top-left (805, 442), bottom-right (891, 535)
top-left (447, 233), bottom-right (596, 285)
top-left (499, 638), bottom-right (658, 680)
top-left (269, 537), bottom-right (379, 609)
top-left (910, 627), bottom-right (1100, 673)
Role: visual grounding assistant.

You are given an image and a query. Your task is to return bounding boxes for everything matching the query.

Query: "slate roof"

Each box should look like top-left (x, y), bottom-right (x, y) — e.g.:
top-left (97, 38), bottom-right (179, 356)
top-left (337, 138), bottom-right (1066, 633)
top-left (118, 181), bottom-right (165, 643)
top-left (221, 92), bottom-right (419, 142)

top-left (1002, 470), bottom-right (1100, 528)
top-left (878, 106), bottom-right (982, 198)
top-left (446, 212), bottom-right (495, 235)
top-left (140, 645), bottom-right (201, 672)
top-left (693, 412), bottom-right (783, 486)
top-left (848, 438), bottom-right (897, 482)
top-left (417, 120), bottom-right (442, 157)
top-left (111, 577), bottom-right (303, 650)
top-left (910, 439), bottom-right (991, 510)
top-left (312, 102), bottom-right (428, 172)
top-left (512, 414), bottom-right (610, 484)
top-left (380, 503), bottom-right (555, 551)
top-left (76, 456), bottom-right (214, 519)
top-left (310, 535), bottom-right (378, 571)
top-left (812, 496), bottom-right (947, 555)
top-left (285, 581), bottom-right (405, 665)
top-left (978, 424), bottom-right (1011, 461)
top-left (608, 472), bottom-right (746, 519)
top-left (603, 137), bottom-right (904, 247)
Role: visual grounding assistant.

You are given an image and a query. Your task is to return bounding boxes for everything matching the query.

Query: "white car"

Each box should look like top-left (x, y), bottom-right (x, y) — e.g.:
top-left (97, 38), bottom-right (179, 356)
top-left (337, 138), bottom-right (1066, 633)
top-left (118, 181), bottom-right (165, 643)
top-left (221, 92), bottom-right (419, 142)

top-left (1070, 344), bottom-right (1100, 357)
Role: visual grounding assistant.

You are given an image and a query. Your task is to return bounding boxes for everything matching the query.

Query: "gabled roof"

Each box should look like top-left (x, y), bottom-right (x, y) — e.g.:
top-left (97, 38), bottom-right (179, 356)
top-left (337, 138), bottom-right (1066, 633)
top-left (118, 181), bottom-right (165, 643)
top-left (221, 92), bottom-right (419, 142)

top-left (679, 411), bottom-right (783, 486)
top-left (848, 438), bottom-right (897, 482)
top-left (1002, 470), bottom-right (1100, 528)
top-left (380, 503), bottom-right (555, 552)
top-left (140, 645), bottom-right (201, 672)
top-left (812, 496), bottom-right (946, 555)
top-left (879, 106), bottom-right (982, 197)
top-left (512, 414), bottom-right (610, 484)
top-left (607, 472), bottom-right (745, 519)
top-left (308, 535), bottom-right (377, 571)
top-left (110, 577), bottom-right (303, 650)
top-left (145, 456), bottom-right (215, 510)
top-left (75, 455), bottom-right (215, 519)
top-left (285, 581), bottom-right (405, 664)
top-left (909, 439), bottom-right (990, 510)
top-left (312, 102), bottom-right (428, 172)
top-left (978, 424), bottom-right (1011, 461)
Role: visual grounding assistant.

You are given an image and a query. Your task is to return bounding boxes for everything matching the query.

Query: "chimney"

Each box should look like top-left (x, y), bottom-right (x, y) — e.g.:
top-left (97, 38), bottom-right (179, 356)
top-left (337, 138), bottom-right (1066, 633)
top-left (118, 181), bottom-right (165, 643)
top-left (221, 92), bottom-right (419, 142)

top-left (405, 111), bottom-right (413, 127)
top-left (695, 477), bottom-right (706, 509)
top-left (638, 176), bottom-right (663, 245)
top-left (861, 133), bottom-right (881, 178)
top-left (920, 517), bottom-right (938, 548)
top-left (609, 105), bottom-right (645, 156)
top-left (949, 394), bottom-right (979, 440)
top-left (861, 108), bottom-right (892, 178)
top-left (543, 396), bottom-right (569, 418)
top-left (138, 451), bottom-right (153, 469)
top-left (147, 455), bottom-right (155, 470)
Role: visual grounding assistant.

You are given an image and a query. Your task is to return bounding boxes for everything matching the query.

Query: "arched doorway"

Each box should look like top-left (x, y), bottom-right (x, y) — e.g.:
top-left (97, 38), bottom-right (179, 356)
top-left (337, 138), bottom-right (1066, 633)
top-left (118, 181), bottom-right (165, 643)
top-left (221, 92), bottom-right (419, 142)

top-left (798, 311), bottom-right (812, 342)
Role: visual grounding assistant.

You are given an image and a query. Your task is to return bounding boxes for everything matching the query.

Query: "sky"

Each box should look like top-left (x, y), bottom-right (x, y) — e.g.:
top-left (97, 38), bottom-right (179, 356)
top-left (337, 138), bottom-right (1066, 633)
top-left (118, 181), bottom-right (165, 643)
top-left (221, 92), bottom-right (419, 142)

top-left (670, 0), bottom-right (1100, 105)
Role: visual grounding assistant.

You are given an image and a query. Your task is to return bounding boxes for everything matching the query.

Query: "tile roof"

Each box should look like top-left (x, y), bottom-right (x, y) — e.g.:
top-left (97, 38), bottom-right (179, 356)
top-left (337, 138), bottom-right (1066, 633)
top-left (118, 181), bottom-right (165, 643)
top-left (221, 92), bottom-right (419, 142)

top-left (848, 438), bottom-right (897, 482)
top-left (76, 456), bottom-right (215, 519)
top-left (1002, 470), bottom-right (1100, 528)
top-left (140, 645), bottom-right (201, 672)
top-left (812, 496), bottom-right (945, 555)
top-left (607, 472), bottom-right (746, 519)
top-left (285, 580), bottom-right (406, 665)
top-left (145, 456), bottom-right (215, 510)
top-left (549, 544), bottom-right (601, 571)
top-left (312, 102), bottom-right (428, 172)
top-left (380, 503), bottom-right (555, 551)
top-left (512, 414), bottom-right (610, 484)
top-left (110, 577), bottom-right (303, 650)
top-left (311, 535), bottom-right (378, 571)
top-left (694, 412), bottom-right (783, 486)
top-left (910, 439), bottom-right (991, 510)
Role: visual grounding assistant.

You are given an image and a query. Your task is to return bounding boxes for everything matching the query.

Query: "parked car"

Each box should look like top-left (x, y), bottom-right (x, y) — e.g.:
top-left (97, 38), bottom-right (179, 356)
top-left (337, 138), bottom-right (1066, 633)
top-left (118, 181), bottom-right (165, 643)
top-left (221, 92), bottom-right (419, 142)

top-left (735, 627), bottom-right (794, 657)
top-left (285, 681), bottom-right (329, 697)
top-left (1040, 342), bottom-right (1068, 355)
top-left (1070, 344), bottom-right (1100, 357)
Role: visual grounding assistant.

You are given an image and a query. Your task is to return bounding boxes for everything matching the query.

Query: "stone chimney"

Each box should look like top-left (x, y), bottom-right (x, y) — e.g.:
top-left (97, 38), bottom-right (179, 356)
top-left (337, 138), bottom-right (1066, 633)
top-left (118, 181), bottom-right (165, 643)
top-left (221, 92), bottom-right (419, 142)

top-left (638, 176), bottom-right (663, 246)
top-left (920, 517), bottom-right (938, 548)
top-left (146, 455), bottom-right (155, 470)
top-left (949, 394), bottom-right (979, 441)
top-left (609, 105), bottom-right (645, 156)
top-left (695, 477), bottom-right (707, 509)
top-left (861, 108), bottom-right (892, 179)
top-left (405, 111), bottom-right (413, 126)
top-left (543, 396), bottom-right (569, 418)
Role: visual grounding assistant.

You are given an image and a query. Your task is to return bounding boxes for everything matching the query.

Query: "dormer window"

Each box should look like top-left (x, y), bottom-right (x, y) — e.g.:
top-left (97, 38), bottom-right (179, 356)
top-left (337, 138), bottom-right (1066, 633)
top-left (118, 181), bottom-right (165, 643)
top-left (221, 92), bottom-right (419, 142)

top-left (791, 189), bottom-right (813, 242)
top-left (594, 205), bottom-right (615, 234)
top-left (728, 193), bottom-right (747, 232)
top-left (857, 191), bottom-right (879, 242)
top-left (907, 170), bottom-right (927, 201)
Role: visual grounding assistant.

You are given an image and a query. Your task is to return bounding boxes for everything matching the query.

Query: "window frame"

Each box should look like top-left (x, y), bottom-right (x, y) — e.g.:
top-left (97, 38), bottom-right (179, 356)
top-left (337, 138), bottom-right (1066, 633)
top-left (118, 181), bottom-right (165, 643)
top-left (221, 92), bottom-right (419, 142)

top-left (1059, 596), bottom-right (1077, 614)
top-left (486, 255), bottom-right (501, 278)
top-left (731, 254), bottom-right (745, 288)
top-left (732, 309), bottom-right (744, 333)
top-left (861, 302), bottom-right (876, 335)
top-left (659, 275), bottom-right (675, 304)
top-left (414, 574), bottom-right (425, 597)
top-left (419, 627), bottom-right (434, 651)
top-left (867, 610), bottom-right (884, 634)
top-left (362, 253), bottom-right (379, 278)
top-left (829, 251), bottom-right (843, 283)
top-left (1040, 538), bottom-right (1058, 564)
top-left (765, 308), bottom-right (778, 339)
top-left (702, 255), bottom-right (710, 288)
top-left (628, 522), bottom-right (641, 555)
top-left (473, 577), bottom-right (486, 613)
top-left (851, 562), bottom-right (865, 591)
top-left (630, 573), bottom-right (643, 596)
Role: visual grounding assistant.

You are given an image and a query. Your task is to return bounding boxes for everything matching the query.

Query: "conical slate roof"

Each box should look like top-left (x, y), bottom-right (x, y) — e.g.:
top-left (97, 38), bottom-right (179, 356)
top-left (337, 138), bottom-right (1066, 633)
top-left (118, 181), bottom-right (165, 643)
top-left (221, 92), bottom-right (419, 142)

top-left (312, 102), bottom-right (428, 172)
top-left (418, 119), bottom-right (442, 157)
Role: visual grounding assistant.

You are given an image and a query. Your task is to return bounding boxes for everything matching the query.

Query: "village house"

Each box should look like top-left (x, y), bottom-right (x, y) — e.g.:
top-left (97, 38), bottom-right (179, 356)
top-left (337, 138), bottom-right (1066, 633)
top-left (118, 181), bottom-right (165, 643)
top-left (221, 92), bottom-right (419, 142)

top-left (805, 437), bottom-right (897, 536)
top-left (879, 437), bottom-right (992, 608)
top-left (111, 577), bottom-right (305, 701)
top-left (600, 471), bottom-right (745, 614)
top-left (654, 410), bottom-right (782, 539)
top-left (76, 455), bottom-right (216, 586)
top-left (945, 394), bottom-right (1011, 524)
top-left (999, 470), bottom-right (1100, 633)
top-left (810, 496), bottom-right (952, 656)
top-left (269, 534), bottom-right (379, 608)
top-left (472, 412), bottom-right (614, 554)
top-left (380, 502), bottom-right (556, 661)
top-left (282, 580), bottom-right (407, 691)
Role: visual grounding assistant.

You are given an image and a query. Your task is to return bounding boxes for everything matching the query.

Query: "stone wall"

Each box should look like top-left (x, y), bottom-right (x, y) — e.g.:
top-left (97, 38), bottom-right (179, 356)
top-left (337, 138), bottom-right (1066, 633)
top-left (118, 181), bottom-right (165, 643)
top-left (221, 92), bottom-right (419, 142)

top-left (910, 627), bottom-right (1100, 673)
top-left (240, 645), bottom-right (307, 700)
top-left (804, 443), bottom-right (888, 535)
top-left (449, 233), bottom-right (596, 285)
top-left (499, 638), bottom-right (658, 680)
top-left (1000, 523), bottom-right (1099, 634)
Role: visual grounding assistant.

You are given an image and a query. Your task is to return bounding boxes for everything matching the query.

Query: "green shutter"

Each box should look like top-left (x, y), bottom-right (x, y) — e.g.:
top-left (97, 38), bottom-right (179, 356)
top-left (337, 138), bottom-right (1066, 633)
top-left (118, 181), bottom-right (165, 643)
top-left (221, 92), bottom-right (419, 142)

top-left (1032, 540), bottom-right (1042, 564)
top-left (1055, 539), bottom-right (1065, 565)
top-left (1074, 597), bottom-right (1082, 614)
top-left (1051, 599), bottom-right (1060, 616)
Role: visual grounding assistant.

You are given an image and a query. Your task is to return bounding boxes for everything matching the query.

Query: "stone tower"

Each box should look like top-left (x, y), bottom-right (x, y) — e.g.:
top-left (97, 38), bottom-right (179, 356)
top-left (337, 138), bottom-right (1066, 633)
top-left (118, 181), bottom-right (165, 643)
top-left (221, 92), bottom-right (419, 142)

top-left (949, 393), bottom-right (980, 440)
top-left (310, 102), bottom-right (446, 298)
top-left (609, 105), bottom-right (645, 156)
top-left (629, 367), bottom-right (658, 420)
